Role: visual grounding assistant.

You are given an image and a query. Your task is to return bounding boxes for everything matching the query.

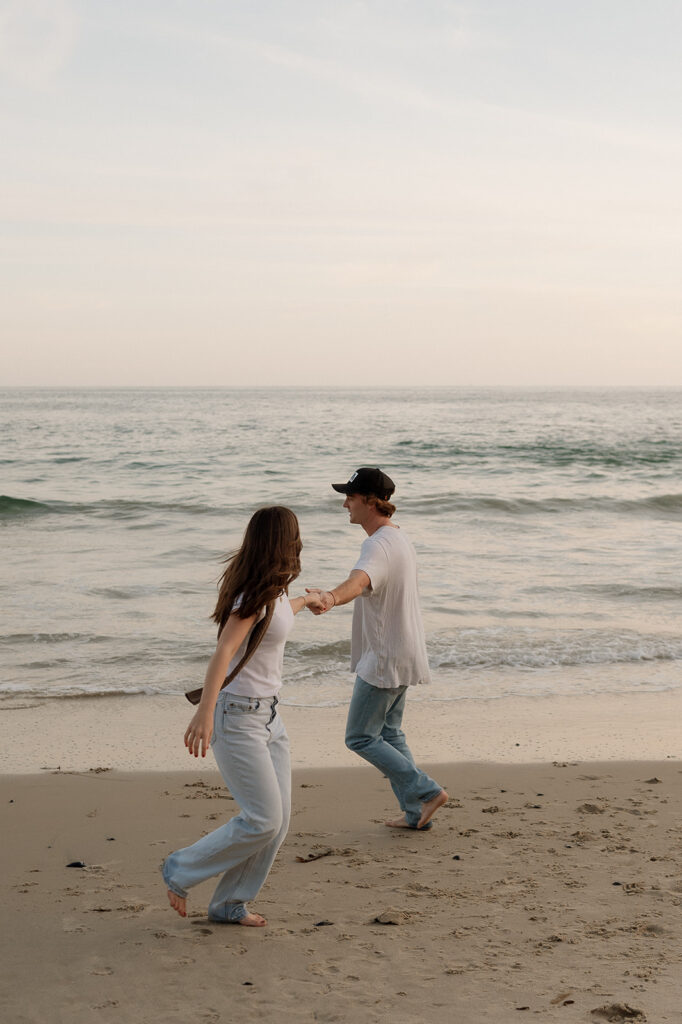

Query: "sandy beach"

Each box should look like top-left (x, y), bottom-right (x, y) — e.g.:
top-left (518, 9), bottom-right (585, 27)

top-left (1, 694), bottom-right (681, 1023)
top-left (1, 689), bottom-right (681, 773)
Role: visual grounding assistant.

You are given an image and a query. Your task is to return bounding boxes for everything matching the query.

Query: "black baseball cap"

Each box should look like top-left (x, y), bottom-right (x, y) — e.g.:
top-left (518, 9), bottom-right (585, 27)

top-left (331, 467), bottom-right (395, 500)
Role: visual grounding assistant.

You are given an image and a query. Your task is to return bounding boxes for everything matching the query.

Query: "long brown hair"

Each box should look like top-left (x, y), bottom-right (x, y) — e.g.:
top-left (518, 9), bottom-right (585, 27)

top-left (212, 506), bottom-right (302, 634)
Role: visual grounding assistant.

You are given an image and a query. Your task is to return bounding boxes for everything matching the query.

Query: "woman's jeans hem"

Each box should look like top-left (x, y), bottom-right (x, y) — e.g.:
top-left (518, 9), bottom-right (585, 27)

top-left (208, 902), bottom-right (248, 923)
top-left (161, 860), bottom-right (187, 900)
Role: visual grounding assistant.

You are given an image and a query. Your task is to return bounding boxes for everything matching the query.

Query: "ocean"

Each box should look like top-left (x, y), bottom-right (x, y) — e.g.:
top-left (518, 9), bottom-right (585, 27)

top-left (1, 387), bottom-right (681, 708)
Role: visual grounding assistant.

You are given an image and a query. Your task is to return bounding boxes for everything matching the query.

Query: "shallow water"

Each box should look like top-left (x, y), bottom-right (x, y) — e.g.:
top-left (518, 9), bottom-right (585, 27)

top-left (1, 386), bottom-right (681, 706)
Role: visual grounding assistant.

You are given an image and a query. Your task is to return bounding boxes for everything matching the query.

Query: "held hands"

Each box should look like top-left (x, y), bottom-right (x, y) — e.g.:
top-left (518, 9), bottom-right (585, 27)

top-left (184, 707), bottom-right (213, 758)
top-left (305, 588), bottom-right (335, 615)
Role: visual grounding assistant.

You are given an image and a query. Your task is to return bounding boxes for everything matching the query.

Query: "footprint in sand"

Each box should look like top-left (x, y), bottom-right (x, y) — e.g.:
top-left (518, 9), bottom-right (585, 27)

top-left (578, 803), bottom-right (606, 814)
top-left (369, 908), bottom-right (412, 925)
top-left (62, 917), bottom-right (91, 934)
top-left (590, 1004), bottom-right (646, 1022)
top-left (110, 902), bottom-right (148, 916)
top-left (308, 962), bottom-right (341, 977)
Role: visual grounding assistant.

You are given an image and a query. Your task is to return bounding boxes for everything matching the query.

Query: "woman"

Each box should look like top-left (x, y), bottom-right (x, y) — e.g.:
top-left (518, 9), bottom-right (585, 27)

top-left (162, 506), bottom-right (312, 927)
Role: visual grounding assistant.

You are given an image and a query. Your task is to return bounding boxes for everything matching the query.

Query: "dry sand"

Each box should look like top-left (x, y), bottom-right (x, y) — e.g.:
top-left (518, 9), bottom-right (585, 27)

top-left (2, 758), bottom-right (681, 1024)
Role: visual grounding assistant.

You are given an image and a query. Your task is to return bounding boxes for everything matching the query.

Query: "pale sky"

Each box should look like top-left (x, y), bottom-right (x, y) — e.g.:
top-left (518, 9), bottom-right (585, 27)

top-left (1, 0), bottom-right (681, 386)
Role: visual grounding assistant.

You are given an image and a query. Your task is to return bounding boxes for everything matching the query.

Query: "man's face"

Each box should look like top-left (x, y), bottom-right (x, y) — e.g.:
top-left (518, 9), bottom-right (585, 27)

top-left (342, 492), bottom-right (368, 525)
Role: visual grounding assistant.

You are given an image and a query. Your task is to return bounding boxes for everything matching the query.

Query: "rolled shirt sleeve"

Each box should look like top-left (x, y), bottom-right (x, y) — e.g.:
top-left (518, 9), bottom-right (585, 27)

top-left (353, 535), bottom-right (389, 591)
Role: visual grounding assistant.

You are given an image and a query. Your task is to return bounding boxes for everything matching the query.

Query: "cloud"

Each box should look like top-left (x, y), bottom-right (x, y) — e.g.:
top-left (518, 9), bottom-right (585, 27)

top-left (0, 0), bottom-right (78, 87)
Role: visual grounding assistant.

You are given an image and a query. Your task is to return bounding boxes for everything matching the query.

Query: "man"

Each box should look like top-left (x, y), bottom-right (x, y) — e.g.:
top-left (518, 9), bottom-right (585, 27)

top-left (307, 467), bottom-right (447, 830)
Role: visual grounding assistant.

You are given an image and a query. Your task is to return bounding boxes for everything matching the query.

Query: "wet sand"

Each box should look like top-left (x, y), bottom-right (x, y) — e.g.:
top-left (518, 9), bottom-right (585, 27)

top-left (1, 689), bottom-right (681, 773)
top-left (1, 759), bottom-right (680, 1023)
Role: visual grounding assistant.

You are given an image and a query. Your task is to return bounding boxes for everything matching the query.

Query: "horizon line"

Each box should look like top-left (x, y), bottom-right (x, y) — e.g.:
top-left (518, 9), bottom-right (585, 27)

top-left (2, 383), bottom-right (682, 391)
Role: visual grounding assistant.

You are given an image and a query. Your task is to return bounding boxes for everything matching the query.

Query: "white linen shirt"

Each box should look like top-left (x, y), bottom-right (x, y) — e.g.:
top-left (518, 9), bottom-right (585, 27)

top-left (350, 525), bottom-right (431, 689)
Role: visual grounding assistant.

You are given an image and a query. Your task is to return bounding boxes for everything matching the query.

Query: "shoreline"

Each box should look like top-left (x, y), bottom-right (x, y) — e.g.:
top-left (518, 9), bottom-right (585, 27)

top-left (0, 688), bottom-right (680, 774)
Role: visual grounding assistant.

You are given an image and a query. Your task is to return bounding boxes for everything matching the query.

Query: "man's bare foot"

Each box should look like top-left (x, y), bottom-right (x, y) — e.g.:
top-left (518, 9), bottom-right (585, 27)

top-left (239, 912), bottom-right (267, 927)
top-left (385, 814), bottom-right (433, 830)
top-left (418, 789), bottom-right (448, 829)
top-left (167, 889), bottom-right (187, 917)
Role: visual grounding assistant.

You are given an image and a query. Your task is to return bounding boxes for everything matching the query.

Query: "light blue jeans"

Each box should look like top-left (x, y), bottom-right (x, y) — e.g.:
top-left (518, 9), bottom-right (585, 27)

top-left (345, 676), bottom-right (442, 828)
top-left (162, 692), bottom-right (290, 923)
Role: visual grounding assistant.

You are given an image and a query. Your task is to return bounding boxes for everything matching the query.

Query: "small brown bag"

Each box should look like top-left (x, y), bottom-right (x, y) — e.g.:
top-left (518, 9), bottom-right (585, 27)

top-left (185, 601), bottom-right (276, 705)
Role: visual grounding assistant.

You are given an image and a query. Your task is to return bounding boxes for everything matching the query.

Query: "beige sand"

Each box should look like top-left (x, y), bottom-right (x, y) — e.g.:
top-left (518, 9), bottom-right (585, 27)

top-left (1, 759), bottom-right (680, 1023)
top-left (1, 689), bottom-right (681, 773)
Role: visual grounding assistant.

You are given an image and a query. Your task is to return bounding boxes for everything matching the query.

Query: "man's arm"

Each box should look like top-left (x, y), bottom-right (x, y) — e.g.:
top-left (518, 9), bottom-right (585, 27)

top-left (306, 569), bottom-right (370, 614)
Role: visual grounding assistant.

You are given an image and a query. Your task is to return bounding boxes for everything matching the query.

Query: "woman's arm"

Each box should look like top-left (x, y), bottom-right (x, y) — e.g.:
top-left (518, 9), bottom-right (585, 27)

top-left (290, 593), bottom-right (313, 615)
top-left (184, 611), bottom-right (257, 758)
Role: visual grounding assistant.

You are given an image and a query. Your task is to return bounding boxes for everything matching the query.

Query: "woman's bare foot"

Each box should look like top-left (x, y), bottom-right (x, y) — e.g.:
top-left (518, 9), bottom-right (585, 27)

top-left (418, 789), bottom-right (448, 829)
top-left (167, 889), bottom-right (187, 917)
top-left (239, 912), bottom-right (267, 927)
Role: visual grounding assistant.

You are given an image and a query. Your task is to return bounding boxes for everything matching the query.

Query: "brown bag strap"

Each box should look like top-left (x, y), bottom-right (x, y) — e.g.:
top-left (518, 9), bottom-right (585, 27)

top-left (185, 600), bottom-right (276, 705)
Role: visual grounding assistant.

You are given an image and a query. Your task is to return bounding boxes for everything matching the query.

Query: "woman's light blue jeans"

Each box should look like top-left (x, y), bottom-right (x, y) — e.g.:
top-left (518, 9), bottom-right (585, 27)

top-left (345, 676), bottom-right (442, 828)
top-left (162, 692), bottom-right (290, 923)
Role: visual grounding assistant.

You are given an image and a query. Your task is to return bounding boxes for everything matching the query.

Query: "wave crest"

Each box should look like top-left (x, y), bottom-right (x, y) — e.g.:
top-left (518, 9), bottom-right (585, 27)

top-left (0, 495), bottom-right (50, 517)
top-left (429, 628), bottom-right (682, 670)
